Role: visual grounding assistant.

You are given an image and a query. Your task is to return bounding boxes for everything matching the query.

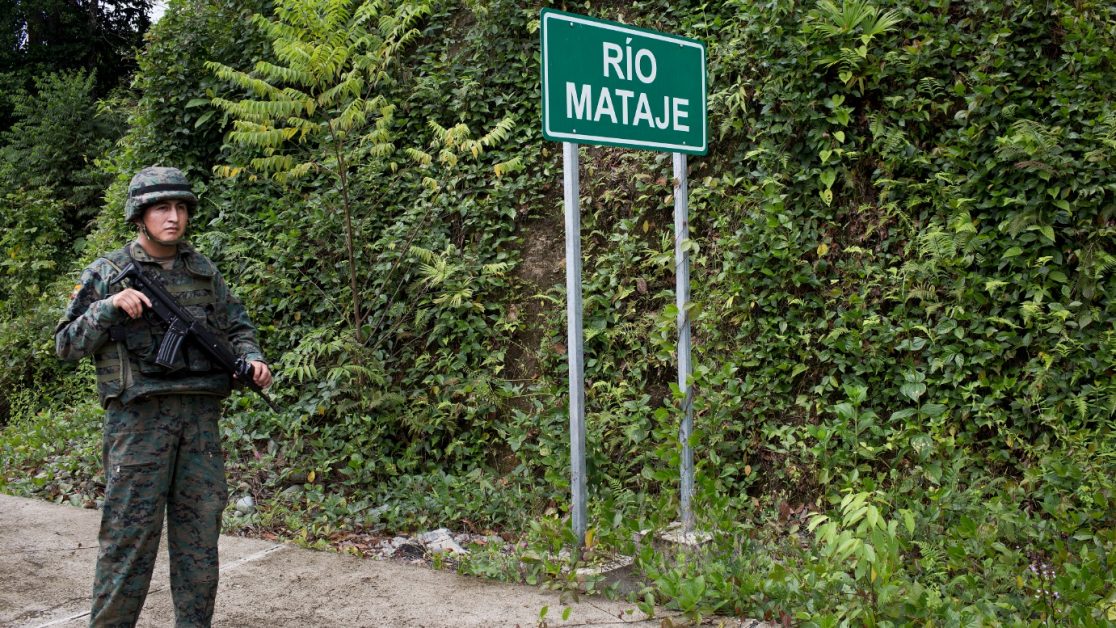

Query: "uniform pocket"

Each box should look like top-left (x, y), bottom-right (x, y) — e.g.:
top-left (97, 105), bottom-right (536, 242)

top-left (123, 322), bottom-right (153, 354)
top-left (103, 424), bottom-right (173, 526)
top-left (184, 344), bottom-right (213, 372)
top-left (124, 320), bottom-right (182, 374)
top-left (208, 303), bottom-right (231, 333)
top-left (182, 306), bottom-right (215, 372)
top-left (112, 460), bottom-right (161, 481)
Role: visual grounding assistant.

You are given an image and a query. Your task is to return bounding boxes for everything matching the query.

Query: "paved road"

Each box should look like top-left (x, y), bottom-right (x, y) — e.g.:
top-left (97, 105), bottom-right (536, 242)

top-left (0, 494), bottom-right (661, 627)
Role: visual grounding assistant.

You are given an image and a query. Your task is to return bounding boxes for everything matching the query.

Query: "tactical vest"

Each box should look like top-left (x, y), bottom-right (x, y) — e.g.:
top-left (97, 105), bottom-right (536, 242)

top-left (93, 243), bottom-right (233, 406)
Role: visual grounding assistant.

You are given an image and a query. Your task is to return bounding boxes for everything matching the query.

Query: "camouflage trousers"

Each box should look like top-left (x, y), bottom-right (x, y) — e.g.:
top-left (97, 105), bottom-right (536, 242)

top-left (89, 394), bottom-right (227, 628)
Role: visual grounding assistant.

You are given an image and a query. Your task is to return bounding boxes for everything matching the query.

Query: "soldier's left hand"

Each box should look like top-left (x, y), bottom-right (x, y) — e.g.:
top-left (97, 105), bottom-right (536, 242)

top-left (249, 360), bottom-right (272, 389)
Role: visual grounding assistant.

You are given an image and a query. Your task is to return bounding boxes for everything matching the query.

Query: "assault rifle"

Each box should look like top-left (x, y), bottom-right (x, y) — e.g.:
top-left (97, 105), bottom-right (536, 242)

top-left (110, 262), bottom-right (281, 412)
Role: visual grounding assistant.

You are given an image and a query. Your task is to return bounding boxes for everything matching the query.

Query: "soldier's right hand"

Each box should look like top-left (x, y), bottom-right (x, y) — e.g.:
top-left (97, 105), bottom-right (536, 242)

top-left (112, 288), bottom-right (152, 319)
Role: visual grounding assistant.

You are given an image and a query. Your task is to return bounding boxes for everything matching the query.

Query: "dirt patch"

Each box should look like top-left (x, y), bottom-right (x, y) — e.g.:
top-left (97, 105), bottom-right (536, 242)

top-left (514, 211), bottom-right (566, 289)
top-left (1, 494), bottom-right (665, 627)
top-left (504, 211), bottom-right (566, 385)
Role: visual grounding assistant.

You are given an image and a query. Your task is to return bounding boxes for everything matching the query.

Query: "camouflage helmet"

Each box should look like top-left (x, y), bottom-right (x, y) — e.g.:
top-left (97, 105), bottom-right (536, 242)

top-left (124, 166), bottom-right (198, 222)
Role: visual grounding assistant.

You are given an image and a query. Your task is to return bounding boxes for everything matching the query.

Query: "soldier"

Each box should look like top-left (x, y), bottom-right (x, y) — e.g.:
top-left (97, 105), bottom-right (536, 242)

top-left (55, 166), bottom-right (272, 627)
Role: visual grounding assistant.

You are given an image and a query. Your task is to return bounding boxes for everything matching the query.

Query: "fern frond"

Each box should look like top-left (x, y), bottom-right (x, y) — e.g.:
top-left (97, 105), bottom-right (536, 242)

top-left (363, 141), bottom-right (395, 159)
top-left (318, 74), bottom-right (364, 108)
top-left (249, 154), bottom-right (298, 173)
top-left (214, 98), bottom-right (305, 122)
top-left (478, 115), bottom-right (516, 147)
top-left (334, 97), bottom-right (370, 134)
top-left (427, 119), bottom-right (449, 146)
top-left (481, 262), bottom-right (512, 276)
top-left (438, 148), bottom-right (459, 167)
top-left (354, 0), bottom-right (387, 25)
top-left (494, 157), bottom-right (524, 177)
top-left (228, 126), bottom-right (300, 150)
top-left (917, 77), bottom-right (945, 98)
top-left (1002, 210), bottom-right (1038, 238)
top-left (270, 37), bottom-right (315, 70)
top-left (206, 62), bottom-right (283, 99)
top-left (213, 165), bottom-right (244, 179)
top-left (254, 60), bottom-right (314, 86)
top-left (410, 246), bottom-right (437, 263)
top-left (406, 147), bottom-right (432, 166)
top-left (862, 7), bottom-right (902, 40)
top-left (433, 288), bottom-right (473, 308)
top-left (284, 117), bottom-right (322, 141)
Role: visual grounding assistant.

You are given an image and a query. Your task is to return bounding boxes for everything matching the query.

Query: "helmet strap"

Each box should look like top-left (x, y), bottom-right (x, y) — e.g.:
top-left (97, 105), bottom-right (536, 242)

top-left (138, 221), bottom-right (182, 248)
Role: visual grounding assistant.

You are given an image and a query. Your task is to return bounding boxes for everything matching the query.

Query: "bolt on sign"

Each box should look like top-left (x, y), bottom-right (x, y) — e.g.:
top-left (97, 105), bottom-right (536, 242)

top-left (541, 8), bottom-right (707, 156)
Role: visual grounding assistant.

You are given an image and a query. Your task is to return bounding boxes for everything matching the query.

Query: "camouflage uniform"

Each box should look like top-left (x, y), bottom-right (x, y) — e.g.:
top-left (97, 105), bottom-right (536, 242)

top-left (55, 168), bottom-right (266, 627)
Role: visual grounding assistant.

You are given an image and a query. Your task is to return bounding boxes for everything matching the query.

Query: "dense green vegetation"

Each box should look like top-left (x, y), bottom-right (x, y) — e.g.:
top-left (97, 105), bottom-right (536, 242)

top-left (2, 0), bottom-right (1114, 624)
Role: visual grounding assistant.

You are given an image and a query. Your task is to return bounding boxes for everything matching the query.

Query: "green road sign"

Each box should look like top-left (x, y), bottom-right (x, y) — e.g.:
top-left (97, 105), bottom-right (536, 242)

top-left (541, 9), bottom-right (707, 155)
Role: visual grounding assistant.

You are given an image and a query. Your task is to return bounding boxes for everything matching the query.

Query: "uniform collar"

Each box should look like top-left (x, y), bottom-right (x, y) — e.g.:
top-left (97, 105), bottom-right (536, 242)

top-left (128, 240), bottom-right (196, 263)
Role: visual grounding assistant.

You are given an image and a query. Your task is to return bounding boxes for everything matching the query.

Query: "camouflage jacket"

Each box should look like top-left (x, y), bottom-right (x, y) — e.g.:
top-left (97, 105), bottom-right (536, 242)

top-left (55, 241), bottom-right (265, 407)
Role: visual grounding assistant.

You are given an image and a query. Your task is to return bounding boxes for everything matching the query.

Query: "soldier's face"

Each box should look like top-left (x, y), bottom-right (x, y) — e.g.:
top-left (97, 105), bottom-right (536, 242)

top-left (143, 200), bottom-right (190, 241)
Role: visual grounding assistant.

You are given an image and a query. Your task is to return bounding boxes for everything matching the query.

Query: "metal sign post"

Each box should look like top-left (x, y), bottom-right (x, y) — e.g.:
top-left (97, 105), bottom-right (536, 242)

top-left (673, 152), bottom-right (694, 532)
top-left (564, 142), bottom-right (588, 544)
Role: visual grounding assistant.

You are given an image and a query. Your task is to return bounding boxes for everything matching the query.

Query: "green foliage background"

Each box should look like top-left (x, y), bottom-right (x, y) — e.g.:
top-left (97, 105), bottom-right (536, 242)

top-left (2, 0), bottom-right (1114, 623)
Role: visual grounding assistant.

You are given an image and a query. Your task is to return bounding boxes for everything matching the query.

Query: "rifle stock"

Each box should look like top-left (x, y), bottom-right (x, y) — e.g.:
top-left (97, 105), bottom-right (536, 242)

top-left (110, 262), bottom-right (281, 412)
